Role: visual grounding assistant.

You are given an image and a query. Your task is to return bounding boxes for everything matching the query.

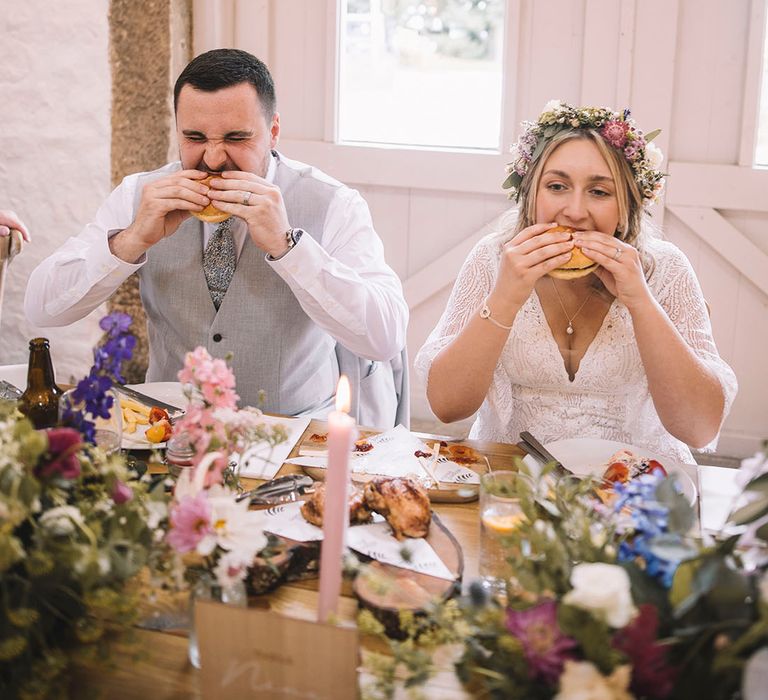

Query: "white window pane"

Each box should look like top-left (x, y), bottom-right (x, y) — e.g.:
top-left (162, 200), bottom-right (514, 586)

top-left (338, 0), bottom-right (506, 151)
top-left (755, 9), bottom-right (768, 165)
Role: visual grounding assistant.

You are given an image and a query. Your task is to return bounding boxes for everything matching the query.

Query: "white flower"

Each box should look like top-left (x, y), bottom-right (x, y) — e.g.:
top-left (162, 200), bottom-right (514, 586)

top-left (146, 500), bottom-right (168, 530)
top-left (543, 99), bottom-right (563, 113)
top-left (645, 143), bottom-right (664, 169)
top-left (563, 563), bottom-right (637, 628)
top-left (198, 485), bottom-right (267, 559)
top-left (214, 549), bottom-right (253, 588)
top-left (555, 661), bottom-right (634, 700)
top-left (39, 506), bottom-right (84, 536)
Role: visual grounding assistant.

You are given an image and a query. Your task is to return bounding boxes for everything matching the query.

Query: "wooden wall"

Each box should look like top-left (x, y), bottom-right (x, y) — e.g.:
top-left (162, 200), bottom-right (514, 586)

top-left (195, 0), bottom-right (768, 456)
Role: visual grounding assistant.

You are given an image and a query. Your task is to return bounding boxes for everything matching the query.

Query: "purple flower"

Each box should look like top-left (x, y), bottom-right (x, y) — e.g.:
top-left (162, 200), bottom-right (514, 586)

top-left (35, 428), bottom-right (82, 480)
top-left (99, 311), bottom-right (133, 337)
top-left (506, 600), bottom-right (577, 684)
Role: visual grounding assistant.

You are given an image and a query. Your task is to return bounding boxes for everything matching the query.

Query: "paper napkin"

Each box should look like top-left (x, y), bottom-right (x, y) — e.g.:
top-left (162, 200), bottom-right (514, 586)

top-left (232, 415), bottom-right (311, 479)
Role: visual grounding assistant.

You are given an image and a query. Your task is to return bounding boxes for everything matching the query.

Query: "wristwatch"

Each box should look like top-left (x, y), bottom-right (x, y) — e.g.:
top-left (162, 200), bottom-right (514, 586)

top-left (268, 227), bottom-right (304, 261)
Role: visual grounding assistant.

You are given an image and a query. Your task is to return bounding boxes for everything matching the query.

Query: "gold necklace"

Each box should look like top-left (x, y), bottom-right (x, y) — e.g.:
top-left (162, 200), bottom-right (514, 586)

top-left (550, 278), bottom-right (593, 336)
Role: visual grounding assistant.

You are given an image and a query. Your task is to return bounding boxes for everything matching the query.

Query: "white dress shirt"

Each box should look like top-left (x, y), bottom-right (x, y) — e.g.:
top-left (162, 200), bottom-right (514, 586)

top-left (24, 153), bottom-right (408, 361)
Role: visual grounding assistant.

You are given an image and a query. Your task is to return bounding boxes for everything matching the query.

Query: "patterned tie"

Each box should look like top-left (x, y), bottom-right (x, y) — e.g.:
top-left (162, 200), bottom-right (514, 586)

top-left (202, 218), bottom-right (236, 310)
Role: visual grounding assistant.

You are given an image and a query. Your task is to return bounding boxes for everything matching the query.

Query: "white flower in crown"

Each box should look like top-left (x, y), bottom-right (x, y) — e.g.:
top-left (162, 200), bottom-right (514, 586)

top-left (645, 142), bottom-right (664, 169)
top-left (543, 99), bottom-right (564, 113)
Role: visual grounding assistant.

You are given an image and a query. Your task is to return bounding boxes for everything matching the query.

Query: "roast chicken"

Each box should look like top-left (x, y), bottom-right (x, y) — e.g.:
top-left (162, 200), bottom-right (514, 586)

top-left (300, 483), bottom-right (372, 527)
top-left (363, 477), bottom-right (431, 540)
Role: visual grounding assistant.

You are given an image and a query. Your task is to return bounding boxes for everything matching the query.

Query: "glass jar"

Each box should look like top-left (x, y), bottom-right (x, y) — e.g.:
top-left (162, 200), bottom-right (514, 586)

top-left (165, 432), bottom-right (196, 478)
top-left (188, 572), bottom-right (247, 669)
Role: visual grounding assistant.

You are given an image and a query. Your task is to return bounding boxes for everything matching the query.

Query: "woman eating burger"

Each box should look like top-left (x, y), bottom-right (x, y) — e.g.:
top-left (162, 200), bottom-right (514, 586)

top-left (414, 101), bottom-right (737, 463)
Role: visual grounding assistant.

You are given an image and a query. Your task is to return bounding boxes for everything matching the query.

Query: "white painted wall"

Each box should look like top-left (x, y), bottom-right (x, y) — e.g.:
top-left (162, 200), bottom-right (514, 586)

top-left (208, 0), bottom-right (767, 456)
top-left (0, 0), bottom-right (110, 383)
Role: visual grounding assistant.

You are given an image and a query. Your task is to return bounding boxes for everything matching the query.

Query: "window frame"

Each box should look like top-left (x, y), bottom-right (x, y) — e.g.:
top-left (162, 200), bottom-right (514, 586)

top-left (740, 0), bottom-right (768, 167)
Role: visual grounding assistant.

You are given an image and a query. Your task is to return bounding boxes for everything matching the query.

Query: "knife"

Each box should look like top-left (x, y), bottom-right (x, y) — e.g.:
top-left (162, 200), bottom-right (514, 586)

top-left (235, 473), bottom-right (315, 505)
top-left (115, 385), bottom-right (185, 417)
top-left (519, 431), bottom-right (573, 477)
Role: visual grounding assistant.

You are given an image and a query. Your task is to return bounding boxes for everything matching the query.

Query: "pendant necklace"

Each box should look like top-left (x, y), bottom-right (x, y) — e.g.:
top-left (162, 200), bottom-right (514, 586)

top-left (550, 278), bottom-right (593, 336)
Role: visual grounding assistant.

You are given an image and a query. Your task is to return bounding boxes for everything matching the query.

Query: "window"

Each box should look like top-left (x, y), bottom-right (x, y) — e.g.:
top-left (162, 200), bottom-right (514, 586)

top-left (337, 0), bottom-right (507, 151)
top-left (755, 6), bottom-right (768, 165)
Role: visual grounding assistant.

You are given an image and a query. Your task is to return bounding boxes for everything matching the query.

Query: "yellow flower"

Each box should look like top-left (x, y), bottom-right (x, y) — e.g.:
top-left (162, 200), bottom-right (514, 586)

top-left (0, 634), bottom-right (28, 660)
top-left (7, 607), bottom-right (40, 627)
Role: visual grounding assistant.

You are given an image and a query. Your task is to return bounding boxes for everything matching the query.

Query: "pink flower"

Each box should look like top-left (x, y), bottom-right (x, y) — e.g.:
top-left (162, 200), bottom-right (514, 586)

top-left (167, 492), bottom-right (213, 553)
top-left (178, 347), bottom-right (239, 409)
top-left (111, 479), bottom-right (133, 504)
top-left (600, 120), bottom-right (630, 148)
top-left (506, 600), bottom-right (577, 685)
top-left (35, 428), bottom-right (82, 480)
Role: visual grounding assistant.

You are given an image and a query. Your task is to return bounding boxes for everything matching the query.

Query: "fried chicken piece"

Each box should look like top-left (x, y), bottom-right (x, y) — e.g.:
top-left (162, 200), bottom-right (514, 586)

top-left (300, 482), bottom-right (372, 527)
top-left (363, 477), bottom-right (431, 540)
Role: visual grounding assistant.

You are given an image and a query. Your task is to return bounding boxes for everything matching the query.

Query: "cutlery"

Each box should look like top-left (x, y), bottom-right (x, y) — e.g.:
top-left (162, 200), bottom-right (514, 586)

top-left (235, 473), bottom-right (315, 505)
top-left (518, 431), bottom-right (573, 477)
top-left (115, 385), bottom-right (185, 417)
top-left (0, 380), bottom-right (22, 400)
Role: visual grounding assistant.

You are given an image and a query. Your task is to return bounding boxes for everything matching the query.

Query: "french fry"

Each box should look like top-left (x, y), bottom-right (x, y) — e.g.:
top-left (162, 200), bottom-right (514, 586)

top-left (123, 407), bottom-right (149, 425)
top-left (119, 397), bottom-right (151, 416)
top-left (123, 421), bottom-right (137, 435)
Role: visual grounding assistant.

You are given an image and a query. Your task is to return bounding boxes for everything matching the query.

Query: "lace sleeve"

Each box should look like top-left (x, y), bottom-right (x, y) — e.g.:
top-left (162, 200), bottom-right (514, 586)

top-left (649, 240), bottom-right (739, 450)
top-left (413, 235), bottom-right (500, 385)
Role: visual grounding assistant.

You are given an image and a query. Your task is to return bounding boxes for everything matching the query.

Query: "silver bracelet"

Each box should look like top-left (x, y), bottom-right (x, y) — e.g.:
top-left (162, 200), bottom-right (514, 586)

top-left (479, 301), bottom-right (513, 330)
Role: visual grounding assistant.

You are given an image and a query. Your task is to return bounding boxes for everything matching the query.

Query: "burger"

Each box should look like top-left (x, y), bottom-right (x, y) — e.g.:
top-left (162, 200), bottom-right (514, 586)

top-left (191, 174), bottom-right (229, 224)
top-left (547, 226), bottom-right (598, 280)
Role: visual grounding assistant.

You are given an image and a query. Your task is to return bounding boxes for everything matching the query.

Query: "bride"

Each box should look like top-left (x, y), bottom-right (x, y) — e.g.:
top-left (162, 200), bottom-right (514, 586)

top-left (414, 101), bottom-right (737, 463)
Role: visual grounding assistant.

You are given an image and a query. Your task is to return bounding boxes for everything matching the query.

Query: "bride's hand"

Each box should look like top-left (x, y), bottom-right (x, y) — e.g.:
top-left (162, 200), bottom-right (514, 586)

top-left (573, 231), bottom-right (651, 310)
top-left (494, 223), bottom-right (575, 308)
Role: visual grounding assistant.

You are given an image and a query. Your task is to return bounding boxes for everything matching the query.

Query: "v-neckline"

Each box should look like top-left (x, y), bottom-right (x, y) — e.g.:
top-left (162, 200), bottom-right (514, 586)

top-left (531, 290), bottom-right (616, 383)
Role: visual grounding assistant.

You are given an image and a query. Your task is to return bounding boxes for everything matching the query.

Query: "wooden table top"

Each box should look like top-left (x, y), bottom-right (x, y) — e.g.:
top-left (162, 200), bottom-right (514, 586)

top-left (73, 419), bottom-right (729, 698)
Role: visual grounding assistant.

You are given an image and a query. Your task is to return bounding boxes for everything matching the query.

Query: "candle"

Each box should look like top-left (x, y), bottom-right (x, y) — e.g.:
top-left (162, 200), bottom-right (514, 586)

top-left (317, 375), bottom-right (357, 623)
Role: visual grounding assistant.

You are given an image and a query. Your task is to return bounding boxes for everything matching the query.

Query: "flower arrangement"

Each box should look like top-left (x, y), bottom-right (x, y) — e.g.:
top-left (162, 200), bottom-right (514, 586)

top-left (503, 99), bottom-right (666, 205)
top-left (361, 456), bottom-right (768, 700)
top-left (0, 314), bottom-right (165, 699)
top-left (161, 347), bottom-right (287, 590)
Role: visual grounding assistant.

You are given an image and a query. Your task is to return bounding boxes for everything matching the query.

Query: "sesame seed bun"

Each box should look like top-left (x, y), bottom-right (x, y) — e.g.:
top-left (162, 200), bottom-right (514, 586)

top-left (546, 226), bottom-right (599, 280)
top-left (191, 175), bottom-right (229, 224)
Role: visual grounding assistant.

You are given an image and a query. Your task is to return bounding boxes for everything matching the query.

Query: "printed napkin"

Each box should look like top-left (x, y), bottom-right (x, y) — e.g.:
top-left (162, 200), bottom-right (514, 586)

top-left (256, 502), bottom-right (455, 581)
top-left (231, 415), bottom-right (311, 479)
top-left (289, 424), bottom-right (480, 484)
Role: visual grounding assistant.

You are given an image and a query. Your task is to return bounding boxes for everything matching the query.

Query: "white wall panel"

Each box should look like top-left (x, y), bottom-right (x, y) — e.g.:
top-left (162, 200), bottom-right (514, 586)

top-left (229, 0), bottom-right (768, 454)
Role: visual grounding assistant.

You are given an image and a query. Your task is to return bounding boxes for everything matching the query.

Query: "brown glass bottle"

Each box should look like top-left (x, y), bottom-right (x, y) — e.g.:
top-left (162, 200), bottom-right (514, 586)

top-left (19, 338), bottom-right (62, 429)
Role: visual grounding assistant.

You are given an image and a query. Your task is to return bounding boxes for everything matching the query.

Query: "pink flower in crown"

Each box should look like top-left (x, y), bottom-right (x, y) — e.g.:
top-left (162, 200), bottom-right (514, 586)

top-left (600, 120), bottom-right (630, 149)
top-left (167, 492), bottom-right (214, 554)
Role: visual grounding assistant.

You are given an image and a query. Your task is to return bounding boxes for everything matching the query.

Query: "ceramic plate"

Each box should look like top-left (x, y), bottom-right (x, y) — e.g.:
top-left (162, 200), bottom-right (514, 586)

top-left (119, 382), bottom-right (186, 449)
top-left (522, 437), bottom-right (697, 505)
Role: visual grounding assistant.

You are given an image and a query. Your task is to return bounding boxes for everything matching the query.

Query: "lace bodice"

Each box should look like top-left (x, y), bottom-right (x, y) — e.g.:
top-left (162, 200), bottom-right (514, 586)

top-left (414, 226), bottom-right (738, 463)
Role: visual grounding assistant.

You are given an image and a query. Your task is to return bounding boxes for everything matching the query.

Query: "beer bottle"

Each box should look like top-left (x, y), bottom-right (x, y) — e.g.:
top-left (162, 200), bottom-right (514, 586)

top-left (19, 338), bottom-right (62, 429)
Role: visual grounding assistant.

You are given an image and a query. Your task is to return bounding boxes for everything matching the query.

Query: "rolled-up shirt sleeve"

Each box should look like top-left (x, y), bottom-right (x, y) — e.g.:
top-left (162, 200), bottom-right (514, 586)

top-left (268, 186), bottom-right (408, 361)
top-left (24, 175), bottom-right (144, 327)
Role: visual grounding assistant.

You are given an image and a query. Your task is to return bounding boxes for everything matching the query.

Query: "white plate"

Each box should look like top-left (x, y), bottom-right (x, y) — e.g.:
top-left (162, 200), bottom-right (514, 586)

top-left (119, 382), bottom-right (186, 449)
top-left (522, 438), bottom-right (697, 505)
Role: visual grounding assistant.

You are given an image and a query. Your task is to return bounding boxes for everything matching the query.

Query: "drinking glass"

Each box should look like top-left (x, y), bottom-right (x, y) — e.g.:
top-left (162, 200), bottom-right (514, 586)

top-left (60, 388), bottom-right (123, 455)
top-left (478, 470), bottom-right (533, 595)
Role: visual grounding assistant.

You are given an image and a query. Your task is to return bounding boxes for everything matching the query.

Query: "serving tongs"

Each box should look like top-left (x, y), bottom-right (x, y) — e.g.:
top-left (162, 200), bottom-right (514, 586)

top-left (517, 431), bottom-right (573, 478)
top-left (235, 473), bottom-right (315, 505)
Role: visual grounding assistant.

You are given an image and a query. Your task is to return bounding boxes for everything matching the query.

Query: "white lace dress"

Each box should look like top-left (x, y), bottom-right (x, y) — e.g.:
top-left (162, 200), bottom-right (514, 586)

top-left (414, 229), bottom-right (738, 463)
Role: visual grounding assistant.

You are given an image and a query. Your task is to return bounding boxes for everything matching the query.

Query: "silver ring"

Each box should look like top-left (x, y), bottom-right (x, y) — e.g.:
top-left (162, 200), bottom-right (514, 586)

top-left (613, 246), bottom-right (622, 261)
top-left (242, 191), bottom-right (252, 206)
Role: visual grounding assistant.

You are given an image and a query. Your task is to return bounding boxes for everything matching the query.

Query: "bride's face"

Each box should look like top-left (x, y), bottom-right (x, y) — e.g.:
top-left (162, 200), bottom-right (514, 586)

top-left (535, 139), bottom-right (620, 236)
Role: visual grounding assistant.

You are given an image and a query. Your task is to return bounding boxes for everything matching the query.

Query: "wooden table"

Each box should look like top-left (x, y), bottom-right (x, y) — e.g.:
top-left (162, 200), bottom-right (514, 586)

top-left (72, 421), bottom-right (738, 698)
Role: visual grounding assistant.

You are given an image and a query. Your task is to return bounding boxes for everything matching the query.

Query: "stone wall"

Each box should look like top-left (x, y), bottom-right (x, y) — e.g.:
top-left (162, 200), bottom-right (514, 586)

top-left (0, 0), bottom-right (111, 382)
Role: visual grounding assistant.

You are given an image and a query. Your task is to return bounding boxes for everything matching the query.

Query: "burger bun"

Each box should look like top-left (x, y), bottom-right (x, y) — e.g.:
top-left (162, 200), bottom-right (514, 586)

top-left (546, 225), bottom-right (598, 280)
top-left (191, 175), bottom-right (229, 224)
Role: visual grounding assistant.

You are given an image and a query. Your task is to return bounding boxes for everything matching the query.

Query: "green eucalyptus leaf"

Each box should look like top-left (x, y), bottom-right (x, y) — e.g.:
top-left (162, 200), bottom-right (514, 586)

top-left (655, 477), bottom-right (696, 534)
top-left (645, 128), bottom-right (662, 143)
top-left (648, 534), bottom-right (698, 562)
top-left (744, 472), bottom-right (768, 494)
top-left (729, 498), bottom-right (768, 527)
top-left (754, 520), bottom-right (768, 542)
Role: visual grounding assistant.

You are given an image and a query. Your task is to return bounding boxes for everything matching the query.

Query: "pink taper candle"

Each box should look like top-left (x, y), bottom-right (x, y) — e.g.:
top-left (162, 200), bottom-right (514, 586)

top-left (317, 375), bottom-right (357, 622)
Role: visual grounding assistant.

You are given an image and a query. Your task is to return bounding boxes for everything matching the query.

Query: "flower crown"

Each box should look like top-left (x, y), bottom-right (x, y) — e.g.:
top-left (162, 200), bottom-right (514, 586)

top-left (502, 100), bottom-right (666, 206)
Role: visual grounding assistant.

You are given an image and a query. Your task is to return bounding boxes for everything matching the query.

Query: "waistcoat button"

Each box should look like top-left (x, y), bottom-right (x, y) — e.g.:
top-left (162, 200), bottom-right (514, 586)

top-left (212, 333), bottom-right (222, 342)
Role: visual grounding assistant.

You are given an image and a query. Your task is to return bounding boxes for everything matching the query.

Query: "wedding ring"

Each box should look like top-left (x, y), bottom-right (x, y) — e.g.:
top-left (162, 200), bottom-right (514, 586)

top-left (613, 246), bottom-right (622, 261)
top-left (242, 191), bottom-right (252, 206)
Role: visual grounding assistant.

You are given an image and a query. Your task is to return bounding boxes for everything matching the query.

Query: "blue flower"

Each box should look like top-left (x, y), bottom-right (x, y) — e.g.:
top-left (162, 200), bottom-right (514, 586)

top-left (99, 311), bottom-right (133, 337)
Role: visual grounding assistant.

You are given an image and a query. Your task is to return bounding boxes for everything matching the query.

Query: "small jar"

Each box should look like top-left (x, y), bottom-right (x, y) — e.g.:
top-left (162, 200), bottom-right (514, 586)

top-left (165, 432), bottom-right (196, 478)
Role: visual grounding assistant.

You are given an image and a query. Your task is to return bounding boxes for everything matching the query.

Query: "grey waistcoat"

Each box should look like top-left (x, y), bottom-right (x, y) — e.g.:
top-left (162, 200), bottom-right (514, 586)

top-left (136, 158), bottom-right (339, 416)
